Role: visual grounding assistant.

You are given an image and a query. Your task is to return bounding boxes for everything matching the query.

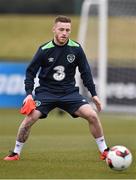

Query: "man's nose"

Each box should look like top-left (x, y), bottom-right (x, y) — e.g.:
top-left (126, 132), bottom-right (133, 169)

top-left (63, 30), bottom-right (67, 35)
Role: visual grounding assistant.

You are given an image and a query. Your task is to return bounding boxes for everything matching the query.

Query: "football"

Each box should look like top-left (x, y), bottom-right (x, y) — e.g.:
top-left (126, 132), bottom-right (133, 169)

top-left (106, 145), bottom-right (132, 171)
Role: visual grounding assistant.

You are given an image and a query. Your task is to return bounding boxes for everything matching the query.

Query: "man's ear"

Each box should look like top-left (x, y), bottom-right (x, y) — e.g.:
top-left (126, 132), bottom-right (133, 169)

top-left (52, 25), bottom-right (55, 33)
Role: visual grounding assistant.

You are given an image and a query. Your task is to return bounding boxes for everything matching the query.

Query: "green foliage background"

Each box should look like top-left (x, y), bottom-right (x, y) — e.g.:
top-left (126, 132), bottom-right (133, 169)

top-left (0, 15), bottom-right (136, 64)
top-left (0, 15), bottom-right (79, 60)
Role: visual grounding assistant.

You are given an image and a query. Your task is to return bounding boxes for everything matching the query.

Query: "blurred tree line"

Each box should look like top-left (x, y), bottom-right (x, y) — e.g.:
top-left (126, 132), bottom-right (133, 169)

top-left (0, 0), bottom-right (136, 16)
top-left (0, 0), bottom-right (83, 15)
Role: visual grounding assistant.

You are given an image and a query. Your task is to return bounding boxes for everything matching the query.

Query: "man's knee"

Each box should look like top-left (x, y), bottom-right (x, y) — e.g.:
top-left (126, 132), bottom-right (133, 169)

top-left (85, 110), bottom-right (99, 124)
top-left (23, 115), bottom-right (38, 127)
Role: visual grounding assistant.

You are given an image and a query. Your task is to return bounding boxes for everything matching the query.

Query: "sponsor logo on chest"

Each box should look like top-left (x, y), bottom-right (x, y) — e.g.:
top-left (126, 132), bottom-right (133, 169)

top-left (48, 57), bottom-right (54, 62)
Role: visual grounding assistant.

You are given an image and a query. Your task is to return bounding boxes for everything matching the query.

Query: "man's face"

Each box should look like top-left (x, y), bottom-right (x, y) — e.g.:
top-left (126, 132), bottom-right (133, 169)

top-left (53, 22), bottom-right (71, 45)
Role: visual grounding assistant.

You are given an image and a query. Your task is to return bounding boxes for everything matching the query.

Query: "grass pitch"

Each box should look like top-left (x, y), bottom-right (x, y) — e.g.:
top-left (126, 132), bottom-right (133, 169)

top-left (0, 109), bottom-right (135, 179)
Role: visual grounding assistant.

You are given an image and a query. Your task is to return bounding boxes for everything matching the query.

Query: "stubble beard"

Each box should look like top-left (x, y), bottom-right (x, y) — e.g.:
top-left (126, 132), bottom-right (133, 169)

top-left (55, 35), bottom-right (68, 46)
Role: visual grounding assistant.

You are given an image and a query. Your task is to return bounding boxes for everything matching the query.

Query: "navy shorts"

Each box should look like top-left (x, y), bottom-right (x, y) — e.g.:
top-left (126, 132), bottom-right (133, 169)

top-left (34, 89), bottom-right (89, 119)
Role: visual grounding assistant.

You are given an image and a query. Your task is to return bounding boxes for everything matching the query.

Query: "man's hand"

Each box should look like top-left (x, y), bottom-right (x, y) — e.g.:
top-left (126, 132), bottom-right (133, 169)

top-left (92, 96), bottom-right (102, 112)
top-left (23, 94), bottom-right (33, 103)
top-left (20, 94), bottom-right (36, 115)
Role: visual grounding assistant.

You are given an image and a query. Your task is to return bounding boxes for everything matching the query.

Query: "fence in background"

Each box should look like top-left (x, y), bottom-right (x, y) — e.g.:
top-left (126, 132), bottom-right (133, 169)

top-left (0, 62), bottom-right (27, 108)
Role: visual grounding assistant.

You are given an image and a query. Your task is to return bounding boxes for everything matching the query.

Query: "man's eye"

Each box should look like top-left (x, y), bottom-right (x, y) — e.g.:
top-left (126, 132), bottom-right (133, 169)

top-left (59, 28), bottom-right (64, 31)
top-left (66, 29), bottom-right (70, 32)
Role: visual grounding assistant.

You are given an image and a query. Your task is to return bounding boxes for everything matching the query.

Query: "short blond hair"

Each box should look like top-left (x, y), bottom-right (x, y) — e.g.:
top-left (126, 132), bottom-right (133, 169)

top-left (54, 15), bottom-right (71, 24)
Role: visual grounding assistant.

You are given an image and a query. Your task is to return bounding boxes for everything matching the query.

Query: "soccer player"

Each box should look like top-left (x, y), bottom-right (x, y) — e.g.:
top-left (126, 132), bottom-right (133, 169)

top-left (4, 15), bottom-right (109, 161)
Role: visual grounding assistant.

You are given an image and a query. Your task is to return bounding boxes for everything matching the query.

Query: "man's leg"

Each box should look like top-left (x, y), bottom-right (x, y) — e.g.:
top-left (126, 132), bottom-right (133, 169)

top-left (74, 104), bottom-right (109, 159)
top-left (4, 110), bottom-right (42, 160)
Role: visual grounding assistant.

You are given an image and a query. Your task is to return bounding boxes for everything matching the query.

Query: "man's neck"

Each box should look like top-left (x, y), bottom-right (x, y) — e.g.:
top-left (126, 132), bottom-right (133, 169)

top-left (53, 38), bottom-right (69, 46)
